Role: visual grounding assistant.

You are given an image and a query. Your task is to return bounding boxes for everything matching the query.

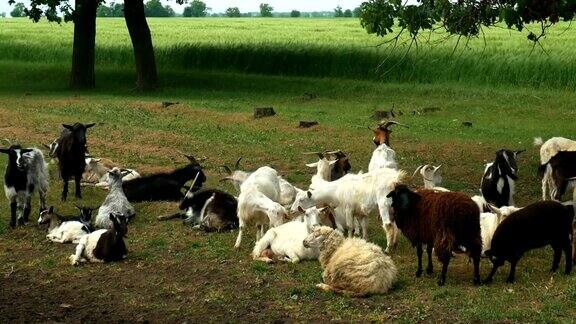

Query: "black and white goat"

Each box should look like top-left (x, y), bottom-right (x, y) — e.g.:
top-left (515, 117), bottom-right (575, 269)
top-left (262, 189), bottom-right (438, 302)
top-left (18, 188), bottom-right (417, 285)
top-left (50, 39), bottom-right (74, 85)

top-left (158, 174), bottom-right (238, 231)
top-left (481, 149), bottom-right (525, 208)
top-left (38, 206), bottom-right (92, 244)
top-left (538, 151), bottom-right (576, 201)
top-left (55, 123), bottom-right (95, 201)
top-left (122, 154), bottom-right (206, 202)
top-left (1, 143), bottom-right (49, 228)
top-left (69, 213), bottom-right (128, 266)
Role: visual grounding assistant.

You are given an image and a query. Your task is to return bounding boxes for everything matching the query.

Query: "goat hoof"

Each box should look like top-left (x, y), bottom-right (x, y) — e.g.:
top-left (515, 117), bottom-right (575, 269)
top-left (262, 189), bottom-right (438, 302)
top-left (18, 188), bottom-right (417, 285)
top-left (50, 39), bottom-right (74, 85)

top-left (415, 270), bottom-right (423, 278)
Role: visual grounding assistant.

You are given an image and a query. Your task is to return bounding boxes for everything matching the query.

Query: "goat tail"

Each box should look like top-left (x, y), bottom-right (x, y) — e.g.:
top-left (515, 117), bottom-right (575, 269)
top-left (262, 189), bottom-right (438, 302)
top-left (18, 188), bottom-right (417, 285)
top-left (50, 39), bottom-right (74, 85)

top-left (251, 229), bottom-right (276, 260)
top-left (533, 137), bottom-right (544, 147)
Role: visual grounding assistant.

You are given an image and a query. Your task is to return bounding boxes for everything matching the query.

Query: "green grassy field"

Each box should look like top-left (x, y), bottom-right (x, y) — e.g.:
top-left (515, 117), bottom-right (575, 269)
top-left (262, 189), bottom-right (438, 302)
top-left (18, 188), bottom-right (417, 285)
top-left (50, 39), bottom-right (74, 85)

top-left (2, 18), bottom-right (576, 88)
top-left (0, 18), bottom-right (576, 322)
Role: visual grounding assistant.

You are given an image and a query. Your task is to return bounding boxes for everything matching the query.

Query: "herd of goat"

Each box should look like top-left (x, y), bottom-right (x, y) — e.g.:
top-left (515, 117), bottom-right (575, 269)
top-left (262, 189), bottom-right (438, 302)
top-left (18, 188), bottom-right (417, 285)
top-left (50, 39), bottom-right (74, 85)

top-left (2, 121), bottom-right (576, 297)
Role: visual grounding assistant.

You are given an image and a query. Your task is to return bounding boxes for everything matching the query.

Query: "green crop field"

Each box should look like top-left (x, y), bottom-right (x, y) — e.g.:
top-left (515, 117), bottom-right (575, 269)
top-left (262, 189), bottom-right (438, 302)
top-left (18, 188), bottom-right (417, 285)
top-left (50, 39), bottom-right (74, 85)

top-left (0, 18), bottom-right (575, 322)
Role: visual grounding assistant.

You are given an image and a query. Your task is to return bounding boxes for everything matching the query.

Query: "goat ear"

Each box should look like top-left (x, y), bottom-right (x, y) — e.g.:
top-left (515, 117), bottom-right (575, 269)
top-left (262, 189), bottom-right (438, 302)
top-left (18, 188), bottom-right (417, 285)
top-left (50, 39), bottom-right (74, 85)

top-left (329, 160), bottom-right (337, 166)
top-left (487, 204), bottom-right (501, 216)
top-left (386, 190), bottom-right (396, 199)
top-left (305, 162), bottom-right (318, 168)
top-left (298, 206), bottom-right (305, 213)
top-left (307, 191), bottom-right (312, 199)
top-left (0, 148), bottom-right (9, 154)
top-left (62, 124), bottom-right (73, 130)
top-left (48, 206), bottom-right (54, 213)
top-left (514, 149), bottom-right (526, 155)
top-left (85, 123), bottom-right (96, 129)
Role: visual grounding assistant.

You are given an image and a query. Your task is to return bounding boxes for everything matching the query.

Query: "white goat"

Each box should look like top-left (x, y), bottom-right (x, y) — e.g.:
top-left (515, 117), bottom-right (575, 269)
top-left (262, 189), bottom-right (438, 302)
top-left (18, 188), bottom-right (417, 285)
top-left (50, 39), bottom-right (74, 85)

top-left (535, 137), bottom-right (576, 200)
top-left (307, 168), bottom-right (405, 253)
top-left (480, 205), bottom-right (521, 256)
top-left (251, 206), bottom-right (331, 263)
top-left (94, 168), bottom-right (136, 229)
top-left (234, 166), bottom-right (289, 248)
top-left (413, 164), bottom-right (449, 191)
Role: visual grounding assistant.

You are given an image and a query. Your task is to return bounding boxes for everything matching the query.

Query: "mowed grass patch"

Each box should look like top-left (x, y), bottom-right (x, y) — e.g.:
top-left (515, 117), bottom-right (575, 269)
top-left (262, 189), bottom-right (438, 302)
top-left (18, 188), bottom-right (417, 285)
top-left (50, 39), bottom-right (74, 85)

top-left (0, 71), bottom-right (575, 321)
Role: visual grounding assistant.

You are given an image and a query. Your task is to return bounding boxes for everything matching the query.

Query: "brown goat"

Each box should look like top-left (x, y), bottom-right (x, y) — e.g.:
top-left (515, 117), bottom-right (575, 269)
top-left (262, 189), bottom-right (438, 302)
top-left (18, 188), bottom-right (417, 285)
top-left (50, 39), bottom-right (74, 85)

top-left (387, 185), bottom-right (482, 286)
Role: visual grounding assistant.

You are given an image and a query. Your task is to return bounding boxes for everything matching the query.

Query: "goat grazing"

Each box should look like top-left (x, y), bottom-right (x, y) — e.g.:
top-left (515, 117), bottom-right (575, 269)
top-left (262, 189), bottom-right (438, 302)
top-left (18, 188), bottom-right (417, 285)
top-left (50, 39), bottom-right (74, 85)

top-left (303, 226), bottom-right (397, 297)
top-left (481, 149), bottom-right (525, 207)
top-left (538, 151), bottom-right (576, 201)
top-left (234, 166), bottom-right (290, 248)
top-left (95, 168), bottom-right (135, 229)
top-left (55, 123), bottom-right (95, 201)
top-left (123, 154), bottom-right (206, 202)
top-left (1, 143), bottom-right (49, 228)
top-left (38, 206), bottom-right (92, 244)
top-left (534, 137), bottom-right (576, 200)
top-left (387, 185), bottom-right (482, 286)
top-left (479, 205), bottom-right (521, 256)
top-left (69, 213), bottom-right (128, 266)
top-left (484, 201), bottom-right (573, 283)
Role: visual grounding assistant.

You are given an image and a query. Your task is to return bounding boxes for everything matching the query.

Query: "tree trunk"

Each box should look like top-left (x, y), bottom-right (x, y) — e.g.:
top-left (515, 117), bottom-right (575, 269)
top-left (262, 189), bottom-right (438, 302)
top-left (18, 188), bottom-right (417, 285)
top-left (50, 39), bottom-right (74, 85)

top-left (124, 0), bottom-right (159, 91)
top-left (69, 0), bottom-right (97, 89)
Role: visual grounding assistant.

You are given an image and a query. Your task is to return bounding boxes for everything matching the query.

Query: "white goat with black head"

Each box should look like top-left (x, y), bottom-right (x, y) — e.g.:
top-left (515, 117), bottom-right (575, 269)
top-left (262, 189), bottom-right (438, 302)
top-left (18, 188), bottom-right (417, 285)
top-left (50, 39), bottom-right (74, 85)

top-left (38, 206), bottom-right (93, 244)
top-left (481, 149), bottom-right (525, 208)
top-left (1, 140), bottom-right (49, 228)
top-left (95, 168), bottom-right (135, 229)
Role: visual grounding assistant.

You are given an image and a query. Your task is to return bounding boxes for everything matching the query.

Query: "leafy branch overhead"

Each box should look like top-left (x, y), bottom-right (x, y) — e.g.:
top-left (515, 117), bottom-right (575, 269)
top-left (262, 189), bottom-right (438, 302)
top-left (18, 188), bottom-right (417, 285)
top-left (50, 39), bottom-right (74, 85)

top-left (359, 0), bottom-right (576, 42)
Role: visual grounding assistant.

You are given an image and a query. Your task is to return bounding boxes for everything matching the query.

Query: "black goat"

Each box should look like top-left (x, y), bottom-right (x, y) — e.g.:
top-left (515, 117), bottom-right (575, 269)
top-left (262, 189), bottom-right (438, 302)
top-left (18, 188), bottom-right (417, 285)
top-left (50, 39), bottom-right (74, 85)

top-left (55, 123), bottom-right (95, 201)
top-left (484, 201), bottom-right (573, 283)
top-left (481, 149), bottom-right (525, 207)
top-left (1, 144), bottom-right (49, 228)
top-left (122, 154), bottom-right (206, 202)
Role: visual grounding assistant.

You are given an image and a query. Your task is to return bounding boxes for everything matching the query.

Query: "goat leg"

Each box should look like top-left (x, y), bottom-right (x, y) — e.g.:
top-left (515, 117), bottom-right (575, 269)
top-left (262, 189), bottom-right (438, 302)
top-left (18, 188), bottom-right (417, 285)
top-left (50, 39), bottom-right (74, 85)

top-left (426, 245), bottom-right (434, 274)
top-left (21, 195), bottom-right (32, 225)
top-left (506, 259), bottom-right (518, 283)
top-left (483, 263), bottom-right (499, 284)
top-left (74, 175), bottom-right (82, 199)
top-left (551, 247), bottom-right (562, 273)
top-left (415, 244), bottom-right (423, 277)
top-left (61, 176), bottom-right (69, 201)
top-left (564, 243), bottom-right (573, 275)
top-left (9, 201), bottom-right (17, 229)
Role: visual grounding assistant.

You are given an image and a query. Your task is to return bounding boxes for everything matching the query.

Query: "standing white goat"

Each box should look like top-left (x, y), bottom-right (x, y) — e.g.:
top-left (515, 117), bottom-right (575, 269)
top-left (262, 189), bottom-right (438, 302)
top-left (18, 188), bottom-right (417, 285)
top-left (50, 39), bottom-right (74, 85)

top-left (306, 168), bottom-right (405, 253)
top-left (234, 166), bottom-right (289, 248)
top-left (412, 164), bottom-right (449, 191)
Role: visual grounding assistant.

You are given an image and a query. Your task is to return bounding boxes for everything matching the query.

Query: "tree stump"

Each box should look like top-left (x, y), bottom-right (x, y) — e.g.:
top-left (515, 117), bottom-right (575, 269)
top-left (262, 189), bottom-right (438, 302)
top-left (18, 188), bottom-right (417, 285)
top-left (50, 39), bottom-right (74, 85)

top-left (254, 107), bottom-right (276, 119)
top-left (298, 120), bottom-right (319, 128)
top-left (162, 101), bottom-right (179, 108)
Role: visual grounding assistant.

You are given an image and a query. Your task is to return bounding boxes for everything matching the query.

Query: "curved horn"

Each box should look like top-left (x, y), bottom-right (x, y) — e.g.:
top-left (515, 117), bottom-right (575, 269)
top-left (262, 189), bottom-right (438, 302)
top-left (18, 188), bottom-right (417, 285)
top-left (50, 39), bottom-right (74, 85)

top-left (379, 121), bottom-right (409, 130)
top-left (219, 176), bottom-right (235, 183)
top-left (185, 172), bottom-right (201, 197)
top-left (220, 165), bottom-right (232, 175)
top-left (434, 164), bottom-right (442, 171)
top-left (324, 150), bottom-right (344, 157)
top-left (412, 165), bottom-right (424, 178)
top-left (234, 157), bottom-right (242, 170)
top-left (184, 154), bottom-right (199, 165)
top-left (3, 138), bottom-right (13, 146)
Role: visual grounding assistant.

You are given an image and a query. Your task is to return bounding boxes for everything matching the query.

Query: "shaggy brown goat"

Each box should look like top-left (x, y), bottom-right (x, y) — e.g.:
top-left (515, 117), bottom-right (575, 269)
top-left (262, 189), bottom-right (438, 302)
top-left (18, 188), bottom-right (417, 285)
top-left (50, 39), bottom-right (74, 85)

top-left (387, 185), bottom-right (482, 286)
